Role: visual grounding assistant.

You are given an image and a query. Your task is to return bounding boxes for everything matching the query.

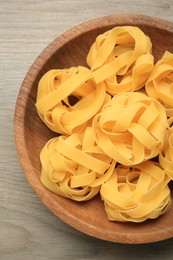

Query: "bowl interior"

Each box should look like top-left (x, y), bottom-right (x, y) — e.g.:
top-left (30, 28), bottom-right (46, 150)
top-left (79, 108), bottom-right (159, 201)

top-left (15, 15), bottom-right (173, 244)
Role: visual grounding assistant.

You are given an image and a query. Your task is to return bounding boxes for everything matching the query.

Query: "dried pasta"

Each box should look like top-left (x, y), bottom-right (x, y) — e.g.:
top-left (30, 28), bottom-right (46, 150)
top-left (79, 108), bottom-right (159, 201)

top-left (146, 52), bottom-right (173, 117)
top-left (36, 66), bottom-right (110, 135)
top-left (93, 92), bottom-right (168, 165)
top-left (159, 117), bottom-right (173, 180)
top-left (100, 162), bottom-right (171, 222)
top-left (87, 26), bottom-right (154, 95)
top-left (40, 127), bottom-right (116, 201)
top-left (36, 25), bottom-right (173, 223)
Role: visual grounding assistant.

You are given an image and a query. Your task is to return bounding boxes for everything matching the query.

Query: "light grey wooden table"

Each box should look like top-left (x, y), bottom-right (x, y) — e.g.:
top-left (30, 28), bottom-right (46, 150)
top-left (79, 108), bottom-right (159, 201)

top-left (0, 0), bottom-right (173, 259)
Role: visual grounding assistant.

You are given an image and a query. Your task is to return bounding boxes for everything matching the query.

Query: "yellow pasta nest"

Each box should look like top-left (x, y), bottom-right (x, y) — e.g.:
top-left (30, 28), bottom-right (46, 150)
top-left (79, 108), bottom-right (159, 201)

top-left (93, 92), bottom-right (168, 165)
top-left (36, 66), bottom-right (110, 134)
top-left (40, 127), bottom-right (116, 201)
top-left (159, 117), bottom-right (173, 180)
top-left (87, 26), bottom-right (154, 95)
top-left (100, 161), bottom-right (171, 222)
top-left (146, 52), bottom-right (173, 117)
top-left (36, 25), bottom-right (173, 223)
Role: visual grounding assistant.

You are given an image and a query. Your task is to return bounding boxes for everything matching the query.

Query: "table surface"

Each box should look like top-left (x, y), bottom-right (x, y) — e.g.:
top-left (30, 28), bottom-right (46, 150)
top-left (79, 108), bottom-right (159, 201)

top-left (1, 0), bottom-right (173, 259)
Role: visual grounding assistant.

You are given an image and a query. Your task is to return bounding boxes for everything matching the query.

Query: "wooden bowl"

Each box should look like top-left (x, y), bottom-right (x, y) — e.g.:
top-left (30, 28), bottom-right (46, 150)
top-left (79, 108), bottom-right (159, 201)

top-left (14, 14), bottom-right (173, 244)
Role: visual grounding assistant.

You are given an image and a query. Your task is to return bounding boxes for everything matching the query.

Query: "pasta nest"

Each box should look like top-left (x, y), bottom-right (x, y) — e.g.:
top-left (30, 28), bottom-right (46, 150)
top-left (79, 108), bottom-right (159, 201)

top-left (146, 52), bottom-right (173, 117)
top-left (36, 66), bottom-right (110, 135)
top-left (40, 127), bottom-right (116, 201)
top-left (100, 161), bottom-right (171, 222)
top-left (87, 26), bottom-right (154, 95)
top-left (93, 92), bottom-right (168, 165)
top-left (159, 117), bottom-right (173, 180)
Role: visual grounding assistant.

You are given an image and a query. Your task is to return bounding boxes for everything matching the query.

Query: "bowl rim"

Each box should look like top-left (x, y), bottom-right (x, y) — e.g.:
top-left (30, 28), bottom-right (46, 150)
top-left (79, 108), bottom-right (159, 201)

top-left (14, 14), bottom-right (173, 244)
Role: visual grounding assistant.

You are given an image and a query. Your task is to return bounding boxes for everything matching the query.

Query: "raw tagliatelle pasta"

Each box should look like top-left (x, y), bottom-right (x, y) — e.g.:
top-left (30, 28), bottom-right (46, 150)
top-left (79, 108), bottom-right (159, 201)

top-left (40, 127), bottom-right (116, 201)
top-left (100, 161), bottom-right (171, 222)
top-left (93, 92), bottom-right (168, 165)
top-left (87, 26), bottom-right (154, 95)
top-left (36, 66), bottom-right (110, 135)
top-left (146, 52), bottom-right (173, 117)
top-left (36, 25), bottom-right (173, 223)
top-left (159, 117), bottom-right (173, 180)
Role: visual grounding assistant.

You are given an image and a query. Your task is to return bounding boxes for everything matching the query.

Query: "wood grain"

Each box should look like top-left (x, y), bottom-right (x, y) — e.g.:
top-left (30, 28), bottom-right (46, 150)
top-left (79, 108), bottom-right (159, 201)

top-left (1, 0), bottom-right (173, 258)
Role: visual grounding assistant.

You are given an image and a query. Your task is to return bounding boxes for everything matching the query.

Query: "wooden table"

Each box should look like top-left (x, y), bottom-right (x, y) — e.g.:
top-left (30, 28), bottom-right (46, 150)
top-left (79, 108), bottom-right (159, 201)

top-left (1, 0), bottom-right (173, 259)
